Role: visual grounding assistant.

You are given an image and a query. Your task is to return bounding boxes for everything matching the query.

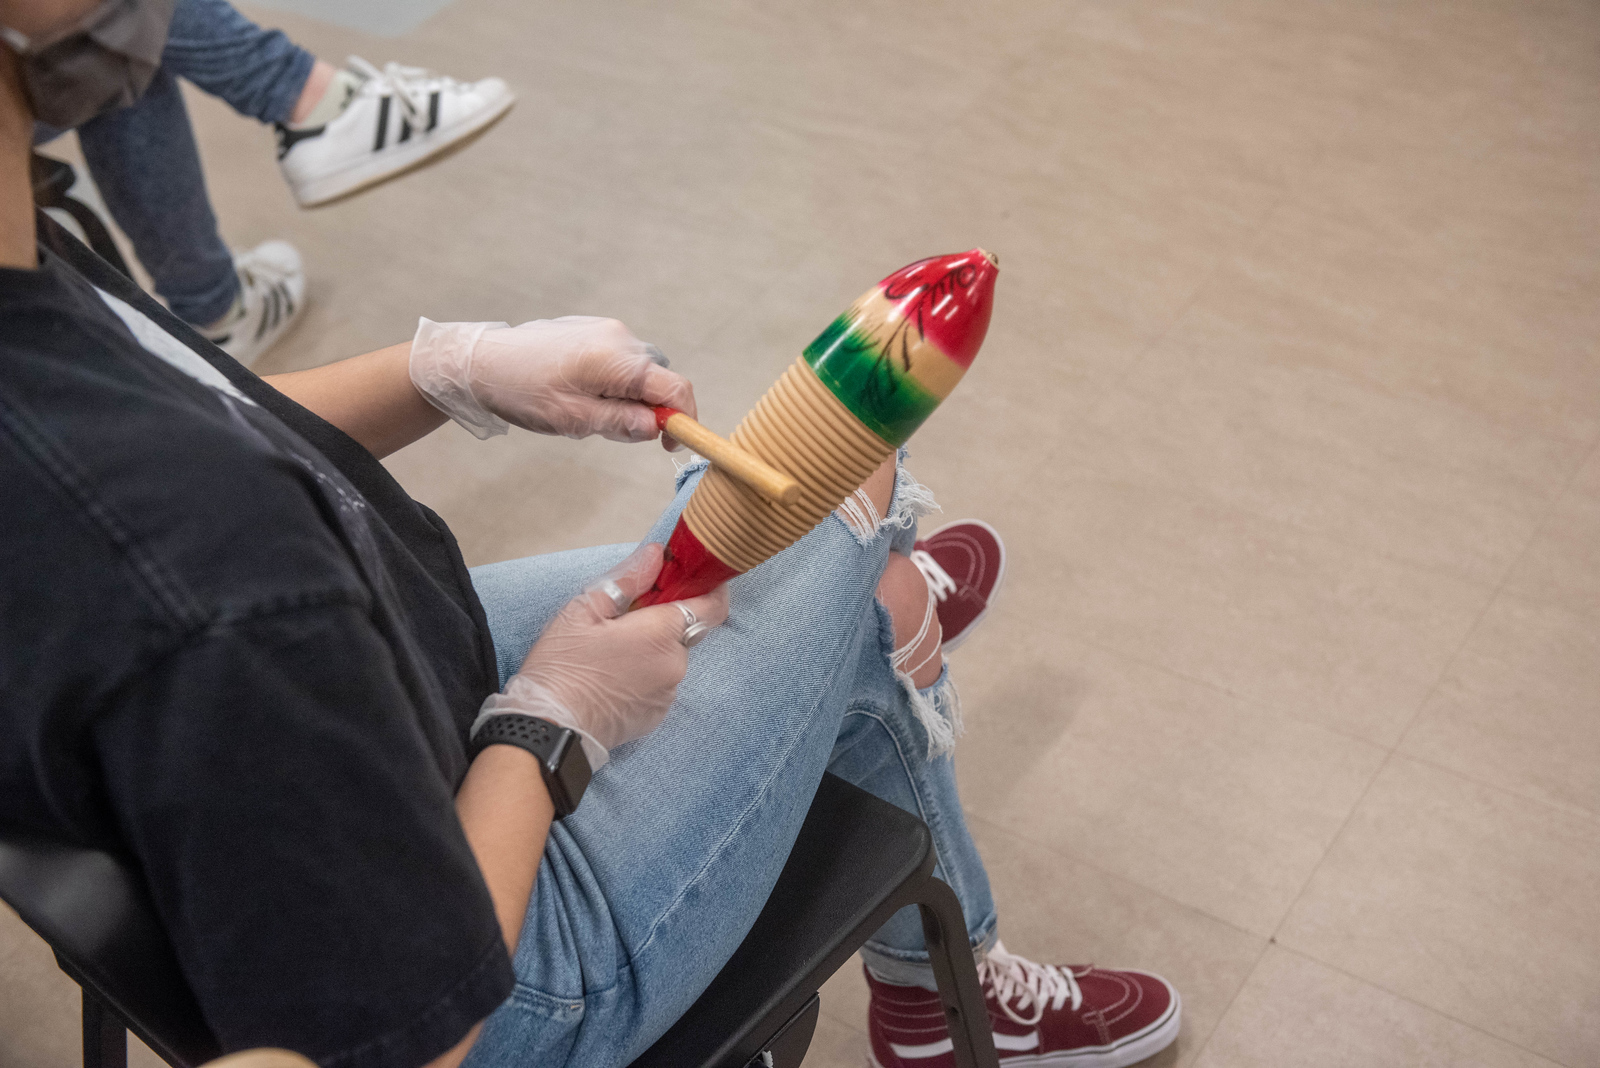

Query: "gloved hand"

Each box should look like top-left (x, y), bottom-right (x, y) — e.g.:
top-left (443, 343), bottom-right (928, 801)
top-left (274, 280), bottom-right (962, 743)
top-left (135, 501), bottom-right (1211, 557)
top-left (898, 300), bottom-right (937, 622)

top-left (471, 543), bottom-right (730, 769)
top-left (410, 316), bottom-right (697, 448)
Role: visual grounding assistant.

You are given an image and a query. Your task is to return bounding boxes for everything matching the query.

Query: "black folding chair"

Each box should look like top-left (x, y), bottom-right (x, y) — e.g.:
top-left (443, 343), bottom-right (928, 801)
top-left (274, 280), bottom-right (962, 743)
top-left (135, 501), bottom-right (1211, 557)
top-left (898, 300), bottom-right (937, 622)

top-left (0, 773), bottom-right (999, 1068)
top-left (29, 153), bottom-right (134, 278)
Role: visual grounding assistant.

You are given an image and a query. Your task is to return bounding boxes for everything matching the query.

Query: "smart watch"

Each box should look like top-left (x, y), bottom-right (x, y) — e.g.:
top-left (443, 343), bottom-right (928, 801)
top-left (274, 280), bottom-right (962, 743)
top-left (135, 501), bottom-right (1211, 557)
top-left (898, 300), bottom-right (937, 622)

top-left (467, 714), bottom-right (592, 819)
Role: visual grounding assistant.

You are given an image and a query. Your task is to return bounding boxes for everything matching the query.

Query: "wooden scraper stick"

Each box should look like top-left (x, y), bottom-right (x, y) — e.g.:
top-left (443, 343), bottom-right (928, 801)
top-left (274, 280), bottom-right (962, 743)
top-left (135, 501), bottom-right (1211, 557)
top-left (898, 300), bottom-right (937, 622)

top-left (653, 407), bottom-right (802, 506)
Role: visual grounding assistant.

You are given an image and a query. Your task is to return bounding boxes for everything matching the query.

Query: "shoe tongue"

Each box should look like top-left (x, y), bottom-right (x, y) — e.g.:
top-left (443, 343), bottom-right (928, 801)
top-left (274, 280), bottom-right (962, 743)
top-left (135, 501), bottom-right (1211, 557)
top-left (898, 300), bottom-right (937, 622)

top-left (297, 69), bottom-right (364, 128)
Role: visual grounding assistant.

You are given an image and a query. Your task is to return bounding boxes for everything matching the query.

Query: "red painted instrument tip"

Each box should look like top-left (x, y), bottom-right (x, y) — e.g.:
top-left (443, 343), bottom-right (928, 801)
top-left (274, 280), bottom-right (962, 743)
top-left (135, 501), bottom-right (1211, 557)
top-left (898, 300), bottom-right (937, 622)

top-left (877, 248), bottom-right (998, 369)
top-left (631, 519), bottom-right (740, 607)
top-left (653, 406), bottom-right (680, 433)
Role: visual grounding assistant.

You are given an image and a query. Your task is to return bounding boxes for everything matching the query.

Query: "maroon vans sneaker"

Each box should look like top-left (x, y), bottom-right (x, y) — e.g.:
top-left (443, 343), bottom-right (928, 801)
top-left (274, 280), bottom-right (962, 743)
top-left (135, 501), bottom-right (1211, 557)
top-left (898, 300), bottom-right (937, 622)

top-left (866, 941), bottom-right (1181, 1068)
top-left (909, 519), bottom-right (1006, 651)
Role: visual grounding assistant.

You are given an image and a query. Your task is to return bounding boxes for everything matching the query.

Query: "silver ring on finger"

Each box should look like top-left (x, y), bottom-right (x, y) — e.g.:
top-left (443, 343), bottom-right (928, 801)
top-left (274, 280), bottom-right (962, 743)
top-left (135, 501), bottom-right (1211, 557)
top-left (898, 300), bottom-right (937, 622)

top-left (675, 602), bottom-right (710, 647)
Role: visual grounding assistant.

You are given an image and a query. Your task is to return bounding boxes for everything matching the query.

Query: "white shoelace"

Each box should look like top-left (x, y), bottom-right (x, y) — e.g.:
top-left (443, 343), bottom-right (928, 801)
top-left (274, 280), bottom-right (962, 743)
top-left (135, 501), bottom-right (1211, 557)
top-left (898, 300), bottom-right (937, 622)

top-left (910, 549), bottom-right (958, 602)
top-left (348, 55), bottom-right (464, 128)
top-left (978, 940), bottom-right (1084, 1026)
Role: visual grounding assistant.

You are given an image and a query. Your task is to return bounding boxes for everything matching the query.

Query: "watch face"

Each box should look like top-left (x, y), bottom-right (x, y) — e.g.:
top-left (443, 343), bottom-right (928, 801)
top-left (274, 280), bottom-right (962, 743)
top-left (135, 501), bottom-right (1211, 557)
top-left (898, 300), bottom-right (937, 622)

top-left (547, 730), bottom-right (592, 818)
top-left (470, 714), bottom-right (591, 818)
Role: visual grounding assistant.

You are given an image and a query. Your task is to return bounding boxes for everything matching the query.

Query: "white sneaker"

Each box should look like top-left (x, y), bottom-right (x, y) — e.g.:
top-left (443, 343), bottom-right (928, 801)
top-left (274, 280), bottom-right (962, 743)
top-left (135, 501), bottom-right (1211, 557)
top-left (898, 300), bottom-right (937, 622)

top-left (202, 240), bottom-right (305, 367)
top-left (276, 56), bottom-right (515, 208)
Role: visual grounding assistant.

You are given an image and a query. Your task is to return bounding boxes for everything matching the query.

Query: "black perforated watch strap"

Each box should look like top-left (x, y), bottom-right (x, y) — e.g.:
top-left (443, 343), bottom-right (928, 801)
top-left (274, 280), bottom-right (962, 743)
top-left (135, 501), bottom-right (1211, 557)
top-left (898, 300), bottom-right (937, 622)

top-left (468, 714), bottom-right (592, 818)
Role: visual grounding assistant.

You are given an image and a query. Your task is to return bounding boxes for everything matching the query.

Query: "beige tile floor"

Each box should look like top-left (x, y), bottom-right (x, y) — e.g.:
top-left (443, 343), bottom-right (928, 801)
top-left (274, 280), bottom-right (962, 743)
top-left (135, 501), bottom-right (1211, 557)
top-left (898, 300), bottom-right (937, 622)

top-left (5, 1), bottom-right (1599, 1066)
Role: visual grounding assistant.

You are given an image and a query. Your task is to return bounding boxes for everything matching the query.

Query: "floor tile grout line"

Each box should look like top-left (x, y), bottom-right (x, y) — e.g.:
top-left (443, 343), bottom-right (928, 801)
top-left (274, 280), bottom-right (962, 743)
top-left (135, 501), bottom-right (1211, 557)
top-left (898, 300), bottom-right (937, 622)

top-left (1264, 943), bottom-right (1578, 1068)
top-left (1384, 749), bottom-right (1600, 826)
top-left (1265, 749), bottom-right (1395, 946)
top-left (1104, 69), bottom-right (1356, 400)
top-left (1253, 418), bottom-right (1586, 949)
top-left (1052, 328), bottom-right (1569, 594)
top-left (1491, 573), bottom-right (1600, 630)
top-left (994, 465), bottom-right (1501, 751)
top-left (1261, 574), bottom-right (1498, 952)
top-left (1466, 434), bottom-right (1600, 613)
top-left (814, 1005), bottom-right (868, 1039)
top-left (1485, 436), bottom-right (1600, 590)
top-left (1047, 446), bottom-right (1519, 597)
top-left (1028, 625), bottom-right (1400, 752)
top-left (1386, 433), bottom-right (1600, 758)
top-left (965, 812), bottom-right (1271, 946)
top-left (1183, 939), bottom-right (1275, 1068)
top-left (1101, 190), bottom-right (1295, 400)
top-left (963, 811), bottom-right (1276, 1065)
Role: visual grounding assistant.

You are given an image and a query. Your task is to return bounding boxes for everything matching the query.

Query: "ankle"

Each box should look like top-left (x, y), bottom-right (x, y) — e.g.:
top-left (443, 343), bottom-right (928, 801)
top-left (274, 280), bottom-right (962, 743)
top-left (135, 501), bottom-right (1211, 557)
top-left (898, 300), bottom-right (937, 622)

top-left (290, 61), bottom-right (337, 124)
top-left (289, 61), bottom-right (365, 129)
top-left (879, 551), bottom-right (946, 686)
top-left (864, 961), bottom-right (940, 992)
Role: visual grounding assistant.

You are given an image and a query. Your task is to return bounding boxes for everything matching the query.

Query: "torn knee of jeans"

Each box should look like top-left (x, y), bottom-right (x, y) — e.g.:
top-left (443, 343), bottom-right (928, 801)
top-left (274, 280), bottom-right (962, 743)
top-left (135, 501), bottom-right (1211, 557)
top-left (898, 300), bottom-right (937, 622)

top-left (672, 454), bottom-right (710, 491)
top-left (898, 662), bottom-right (963, 758)
top-left (871, 600), bottom-right (963, 757)
top-left (835, 454), bottom-right (941, 546)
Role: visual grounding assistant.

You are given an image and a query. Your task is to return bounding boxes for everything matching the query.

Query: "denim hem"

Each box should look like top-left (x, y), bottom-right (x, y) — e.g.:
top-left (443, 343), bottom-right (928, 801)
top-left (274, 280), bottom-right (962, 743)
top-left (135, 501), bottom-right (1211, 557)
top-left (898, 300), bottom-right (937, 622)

top-left (171, 271), bottom-right (240, 330)
top-left (264, 49), bottom-right (319, 125)
top-left (858, 925), bottom-right (999, 988)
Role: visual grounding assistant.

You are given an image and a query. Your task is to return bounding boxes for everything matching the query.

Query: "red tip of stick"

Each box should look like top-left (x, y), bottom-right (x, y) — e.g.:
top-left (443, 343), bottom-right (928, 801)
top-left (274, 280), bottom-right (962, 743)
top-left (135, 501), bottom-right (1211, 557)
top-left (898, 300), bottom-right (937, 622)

top-left (653, 406), bottom-right (680, 433)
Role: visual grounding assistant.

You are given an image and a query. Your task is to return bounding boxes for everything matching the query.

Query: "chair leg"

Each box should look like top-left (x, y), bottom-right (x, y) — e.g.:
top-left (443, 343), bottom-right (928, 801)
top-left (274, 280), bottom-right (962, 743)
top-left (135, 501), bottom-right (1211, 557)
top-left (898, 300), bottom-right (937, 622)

top-left (82, 989), bottom-right (127, 1068)
top-left (915, 878), bottom-right (1000, 1068)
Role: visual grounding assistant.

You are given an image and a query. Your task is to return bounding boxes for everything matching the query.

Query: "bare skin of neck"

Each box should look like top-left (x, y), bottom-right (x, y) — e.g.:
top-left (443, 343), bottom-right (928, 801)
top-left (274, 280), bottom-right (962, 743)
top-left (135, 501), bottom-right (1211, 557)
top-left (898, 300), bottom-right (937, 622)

top-left (0, 47), bottom-right (38, 270)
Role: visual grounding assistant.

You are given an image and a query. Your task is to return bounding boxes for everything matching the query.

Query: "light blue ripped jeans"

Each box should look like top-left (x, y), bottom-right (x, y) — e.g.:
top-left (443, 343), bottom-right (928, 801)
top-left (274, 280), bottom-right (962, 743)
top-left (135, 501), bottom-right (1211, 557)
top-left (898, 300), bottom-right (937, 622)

top-left (462, 458), bottom-right (997, 1068)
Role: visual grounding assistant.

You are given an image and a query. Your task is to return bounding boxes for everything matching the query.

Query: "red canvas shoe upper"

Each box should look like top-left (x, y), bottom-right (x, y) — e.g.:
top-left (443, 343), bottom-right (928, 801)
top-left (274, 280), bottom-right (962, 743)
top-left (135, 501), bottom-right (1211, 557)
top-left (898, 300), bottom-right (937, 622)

top-left (910, 519), bottom-right (1006, 651)
top-left (866, 942), bottom-right (1181, 1068)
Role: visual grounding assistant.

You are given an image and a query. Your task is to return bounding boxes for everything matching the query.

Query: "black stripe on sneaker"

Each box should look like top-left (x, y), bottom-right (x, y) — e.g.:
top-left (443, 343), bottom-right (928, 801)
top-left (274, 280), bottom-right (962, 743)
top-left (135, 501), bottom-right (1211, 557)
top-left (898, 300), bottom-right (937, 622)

top-left (398, 118), bottom-right (412, 143)
top-left (254, 287), bottom-right (274, 341)
top-left (374, 95), bottom-right (391, 150)
top-left (427, 90), bottom-right (439, 131)
top-left (274, 122), bottom-right (325, 161)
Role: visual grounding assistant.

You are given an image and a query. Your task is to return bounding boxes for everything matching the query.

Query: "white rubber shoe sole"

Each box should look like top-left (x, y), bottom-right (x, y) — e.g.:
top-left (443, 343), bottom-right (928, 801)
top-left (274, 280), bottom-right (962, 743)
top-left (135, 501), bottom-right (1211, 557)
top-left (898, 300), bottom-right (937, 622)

top-left (289, 90), bottom-right (515, 208)
top-left (866, 986), bottom-right (1180, 1068)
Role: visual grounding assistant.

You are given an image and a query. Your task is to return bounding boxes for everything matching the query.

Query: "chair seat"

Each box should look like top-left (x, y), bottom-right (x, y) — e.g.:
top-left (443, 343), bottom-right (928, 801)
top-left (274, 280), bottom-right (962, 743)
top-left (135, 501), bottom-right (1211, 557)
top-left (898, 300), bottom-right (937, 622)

top-left (628, 773), bottom-right (936, 1067)
top-left (2, 774), bottom-right (992, 1068)
top-left (0, 833), bottom-right (220, 1068)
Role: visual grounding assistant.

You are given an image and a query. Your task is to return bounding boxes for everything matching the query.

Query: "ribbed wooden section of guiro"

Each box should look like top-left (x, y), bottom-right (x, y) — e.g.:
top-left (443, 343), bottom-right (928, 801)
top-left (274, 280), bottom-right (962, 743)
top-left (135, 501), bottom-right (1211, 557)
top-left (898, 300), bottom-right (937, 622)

top-left (681, 358), bottom-right (896, 573)
top-left (631, 249), bottom-right (998, 608)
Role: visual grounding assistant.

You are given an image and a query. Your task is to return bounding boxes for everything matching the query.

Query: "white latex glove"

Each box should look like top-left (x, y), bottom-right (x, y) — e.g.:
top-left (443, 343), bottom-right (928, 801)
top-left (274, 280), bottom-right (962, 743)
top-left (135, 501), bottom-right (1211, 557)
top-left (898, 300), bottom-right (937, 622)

top-left (410, 316), bottom-right (696, 448)
top-left (471, 543), bottom-right (729, 769)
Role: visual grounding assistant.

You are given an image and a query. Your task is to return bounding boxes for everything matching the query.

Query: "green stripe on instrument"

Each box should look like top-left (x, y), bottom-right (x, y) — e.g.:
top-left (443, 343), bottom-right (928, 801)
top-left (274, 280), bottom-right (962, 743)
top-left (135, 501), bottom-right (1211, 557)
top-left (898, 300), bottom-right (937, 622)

top-left (803, 316), bottom-right (940, 445)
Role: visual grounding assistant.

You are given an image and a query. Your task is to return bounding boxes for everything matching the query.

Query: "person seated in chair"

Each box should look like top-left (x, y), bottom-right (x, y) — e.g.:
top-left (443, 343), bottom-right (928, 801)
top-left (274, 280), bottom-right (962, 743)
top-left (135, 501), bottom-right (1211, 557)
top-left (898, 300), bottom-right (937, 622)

top-left (0, 4), bottom-right (1181, 1068)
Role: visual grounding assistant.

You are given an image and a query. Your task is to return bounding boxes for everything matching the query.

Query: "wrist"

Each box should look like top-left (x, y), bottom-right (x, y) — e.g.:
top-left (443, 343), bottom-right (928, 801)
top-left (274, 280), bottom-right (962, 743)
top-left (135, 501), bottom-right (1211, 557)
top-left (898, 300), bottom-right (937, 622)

top-left (474, 676), bottom-right (611, 770)
top-left (409, 317), bottom-right (511, 439)
top-left (468, 712), bottom-right (592, 817)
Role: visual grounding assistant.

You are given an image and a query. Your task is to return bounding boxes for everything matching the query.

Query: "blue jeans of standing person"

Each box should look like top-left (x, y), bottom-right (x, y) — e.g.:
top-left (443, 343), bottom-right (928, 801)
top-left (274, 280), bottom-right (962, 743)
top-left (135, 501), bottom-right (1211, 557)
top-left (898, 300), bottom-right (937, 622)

top-left (463, 458), bottom-right (997, 1068)
top-left (35, 0), bottom-right (314, 324)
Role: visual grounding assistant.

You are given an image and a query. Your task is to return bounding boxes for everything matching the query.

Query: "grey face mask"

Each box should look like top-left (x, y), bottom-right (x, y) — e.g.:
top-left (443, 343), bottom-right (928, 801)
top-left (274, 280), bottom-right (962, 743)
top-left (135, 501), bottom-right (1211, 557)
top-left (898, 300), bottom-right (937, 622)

top-left (2, 0), bottom-right (176, 129)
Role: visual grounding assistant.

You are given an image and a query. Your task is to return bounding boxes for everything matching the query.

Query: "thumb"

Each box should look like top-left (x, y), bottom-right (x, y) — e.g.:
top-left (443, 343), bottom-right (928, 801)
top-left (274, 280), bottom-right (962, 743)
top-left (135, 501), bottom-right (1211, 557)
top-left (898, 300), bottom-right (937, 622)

top-left (581, 543), bottom-right (665, 618)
